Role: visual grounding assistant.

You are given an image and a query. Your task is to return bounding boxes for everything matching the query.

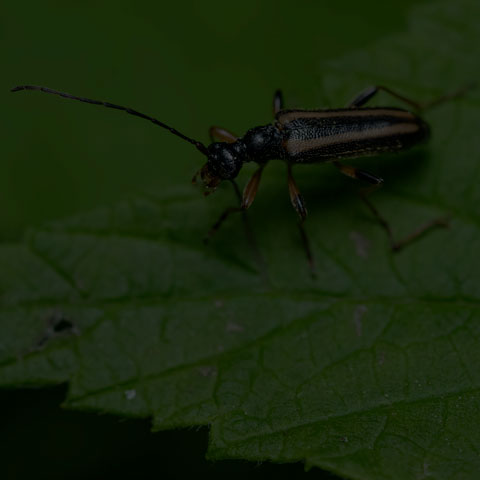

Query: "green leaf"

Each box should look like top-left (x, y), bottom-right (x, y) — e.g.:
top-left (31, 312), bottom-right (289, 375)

top-left (2, 0), bottom-right (480, 478)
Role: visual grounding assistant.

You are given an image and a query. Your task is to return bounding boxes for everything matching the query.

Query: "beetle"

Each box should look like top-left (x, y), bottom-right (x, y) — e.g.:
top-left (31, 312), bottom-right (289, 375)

top-left (11, 83), bottom-right (470, 269)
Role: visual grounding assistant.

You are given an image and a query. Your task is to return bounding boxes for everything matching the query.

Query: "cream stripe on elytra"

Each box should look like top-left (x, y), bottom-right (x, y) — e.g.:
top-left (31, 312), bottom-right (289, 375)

top-left (286, 122), bottom-right (420, 155)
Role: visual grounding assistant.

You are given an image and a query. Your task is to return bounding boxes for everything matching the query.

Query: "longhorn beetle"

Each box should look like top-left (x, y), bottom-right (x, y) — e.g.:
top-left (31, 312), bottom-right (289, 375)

top-left (11, 83), bottom-right (471, 271)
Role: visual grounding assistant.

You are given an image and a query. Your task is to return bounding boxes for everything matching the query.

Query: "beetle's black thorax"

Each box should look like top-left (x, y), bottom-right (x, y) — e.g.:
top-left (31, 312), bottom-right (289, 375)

top-left (240, 125), bottom-right (284, 162)
top-left (205, 125), bottom-right (284, 182)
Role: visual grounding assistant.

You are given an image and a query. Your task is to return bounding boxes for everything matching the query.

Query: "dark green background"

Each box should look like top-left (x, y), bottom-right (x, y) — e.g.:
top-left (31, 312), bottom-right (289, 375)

top-left (2, 1), bottom-right (424, 478)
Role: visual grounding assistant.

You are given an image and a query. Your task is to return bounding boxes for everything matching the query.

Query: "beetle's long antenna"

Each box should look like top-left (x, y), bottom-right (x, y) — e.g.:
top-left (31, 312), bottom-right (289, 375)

top-left (11, 85), bottom-right (208, 156)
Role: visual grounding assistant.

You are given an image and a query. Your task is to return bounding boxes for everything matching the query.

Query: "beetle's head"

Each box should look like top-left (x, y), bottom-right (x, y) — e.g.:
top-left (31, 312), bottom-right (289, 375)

top-left (194, 142), bottom-right (244, 195)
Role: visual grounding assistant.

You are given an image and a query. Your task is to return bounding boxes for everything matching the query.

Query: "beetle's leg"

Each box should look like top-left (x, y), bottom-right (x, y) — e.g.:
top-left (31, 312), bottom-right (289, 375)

top-left (348, 84), bottom-right (475, 111)
top-left (333, 161), bottom-right (384, 185)
top-left (360, 189), bottom-right (449, 251)
top-left (333, 161), bottom-right (448, 251)
top-left (273, 89), bottom-right (284, 115)
top-left (287, 164), bottom-right (308, 219)
top-left (348, 86), bottom-right (421, 109)
top-left (209, 126), bottom-right (238, 143)
top-left (287, 164), bottom-right (315, 275)
top-left (230, 179), bottom-right (268, 279)
top-left (334, 161), bottom-right (403, 248)
top-left (206, 165), bottom-right (265, 239)
top-left (205, 206), bottom-right (243, 241)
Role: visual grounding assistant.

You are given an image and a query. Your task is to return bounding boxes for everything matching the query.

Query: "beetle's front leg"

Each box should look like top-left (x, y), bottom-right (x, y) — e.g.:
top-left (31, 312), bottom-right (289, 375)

top-left (205, 165), bottom-right (265, 240)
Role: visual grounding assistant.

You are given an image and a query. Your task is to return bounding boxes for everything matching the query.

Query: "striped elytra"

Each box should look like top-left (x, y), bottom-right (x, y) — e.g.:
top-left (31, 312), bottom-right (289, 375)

top-left (276, 107), bottom-right (430, 163)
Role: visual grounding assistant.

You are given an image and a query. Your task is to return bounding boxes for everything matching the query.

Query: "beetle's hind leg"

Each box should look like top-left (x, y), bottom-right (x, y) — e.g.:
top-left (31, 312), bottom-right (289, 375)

top-left (360, 189), bottom-right (449, 252)
top-left (333, 161), bottom-right (449, 251)
top-left (348, 86), bottom-right (423, 109)
top-left (348, 84), bottom-right (475, 111)
top-left (287, 164), bottom-right (315, 275)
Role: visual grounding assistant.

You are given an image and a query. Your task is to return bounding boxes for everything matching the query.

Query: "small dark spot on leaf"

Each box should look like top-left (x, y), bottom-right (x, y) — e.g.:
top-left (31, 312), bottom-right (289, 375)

top-left (31, 310), bottom-right (79, 352)
top-left (52, 317), bottom-right (74, 334)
